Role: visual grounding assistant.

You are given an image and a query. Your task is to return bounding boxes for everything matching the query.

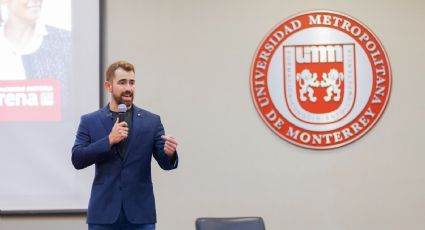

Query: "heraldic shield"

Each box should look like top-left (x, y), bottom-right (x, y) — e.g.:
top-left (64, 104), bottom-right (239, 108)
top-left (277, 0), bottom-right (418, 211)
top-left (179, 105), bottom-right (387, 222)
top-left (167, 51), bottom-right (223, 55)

top-left (283, 44), bottom-right (356, 124)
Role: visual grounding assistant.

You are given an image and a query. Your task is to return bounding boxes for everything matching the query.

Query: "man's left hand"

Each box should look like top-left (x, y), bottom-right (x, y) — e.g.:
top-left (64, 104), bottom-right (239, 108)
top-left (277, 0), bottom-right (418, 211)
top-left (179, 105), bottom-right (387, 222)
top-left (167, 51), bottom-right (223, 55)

top-left (161, 135), bottom-right (178, 157)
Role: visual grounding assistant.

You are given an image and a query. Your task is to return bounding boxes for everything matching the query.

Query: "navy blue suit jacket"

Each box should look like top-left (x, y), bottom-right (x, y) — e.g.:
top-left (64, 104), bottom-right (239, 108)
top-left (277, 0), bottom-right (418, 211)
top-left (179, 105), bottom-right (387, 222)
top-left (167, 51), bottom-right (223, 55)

top-left (72, 105), bottom-right (178, 224)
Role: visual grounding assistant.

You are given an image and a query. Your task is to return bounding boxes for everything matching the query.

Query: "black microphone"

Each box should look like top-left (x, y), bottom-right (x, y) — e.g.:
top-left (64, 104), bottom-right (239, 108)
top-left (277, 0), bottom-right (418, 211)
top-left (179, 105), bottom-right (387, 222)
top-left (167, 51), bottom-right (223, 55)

top-left (118, 104), bottom-right (127, 123)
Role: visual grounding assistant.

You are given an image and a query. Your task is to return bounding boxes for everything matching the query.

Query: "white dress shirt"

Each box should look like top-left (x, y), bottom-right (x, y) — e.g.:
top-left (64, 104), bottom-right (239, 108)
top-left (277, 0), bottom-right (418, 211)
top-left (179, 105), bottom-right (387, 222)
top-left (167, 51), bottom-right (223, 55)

top-left (0, 22), bottom-right (47, 80)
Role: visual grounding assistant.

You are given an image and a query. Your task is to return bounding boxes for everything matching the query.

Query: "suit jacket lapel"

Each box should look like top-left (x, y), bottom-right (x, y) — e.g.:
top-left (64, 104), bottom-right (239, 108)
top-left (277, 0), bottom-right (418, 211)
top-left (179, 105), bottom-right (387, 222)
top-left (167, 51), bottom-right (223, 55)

top-left (99, 105), bottom-right (114, 134)
top-left (98, 105), bottom-right (123, 165)
top-left (123, 106), bottom-right (144, 163)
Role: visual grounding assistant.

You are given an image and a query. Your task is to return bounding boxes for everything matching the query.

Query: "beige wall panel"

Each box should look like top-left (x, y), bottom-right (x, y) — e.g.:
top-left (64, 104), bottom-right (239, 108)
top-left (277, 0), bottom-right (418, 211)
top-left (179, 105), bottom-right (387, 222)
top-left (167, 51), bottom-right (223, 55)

top-left (2, 0), bottom-right (424, 229)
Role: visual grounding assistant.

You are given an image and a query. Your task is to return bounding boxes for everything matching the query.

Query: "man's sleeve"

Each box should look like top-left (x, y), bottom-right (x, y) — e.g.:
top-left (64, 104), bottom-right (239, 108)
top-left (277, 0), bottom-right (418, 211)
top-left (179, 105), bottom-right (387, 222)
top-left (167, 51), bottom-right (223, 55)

top-left (71, 116), bottom-right (115, 169)
top-left (152, 117), bottom-right (178, 170)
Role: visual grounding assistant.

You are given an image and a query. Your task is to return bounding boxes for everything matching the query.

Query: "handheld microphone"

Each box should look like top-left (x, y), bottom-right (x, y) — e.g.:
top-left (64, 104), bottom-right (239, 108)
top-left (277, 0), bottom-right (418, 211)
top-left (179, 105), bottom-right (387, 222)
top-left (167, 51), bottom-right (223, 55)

top-left (118, 104), bottom-right (127, 123)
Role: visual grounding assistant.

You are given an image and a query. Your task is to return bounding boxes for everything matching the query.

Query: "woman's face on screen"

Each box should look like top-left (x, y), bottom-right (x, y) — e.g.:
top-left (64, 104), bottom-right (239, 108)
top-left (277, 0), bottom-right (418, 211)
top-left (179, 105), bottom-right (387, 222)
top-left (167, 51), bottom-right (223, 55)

top-left (5, 0), bottom-right (43, 22)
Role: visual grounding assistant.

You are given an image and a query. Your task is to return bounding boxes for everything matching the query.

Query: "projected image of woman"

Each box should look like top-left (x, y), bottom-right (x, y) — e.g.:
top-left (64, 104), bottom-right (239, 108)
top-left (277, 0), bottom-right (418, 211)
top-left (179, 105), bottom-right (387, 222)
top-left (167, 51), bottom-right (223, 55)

top-left (0, 0), bottom-right (70, 89)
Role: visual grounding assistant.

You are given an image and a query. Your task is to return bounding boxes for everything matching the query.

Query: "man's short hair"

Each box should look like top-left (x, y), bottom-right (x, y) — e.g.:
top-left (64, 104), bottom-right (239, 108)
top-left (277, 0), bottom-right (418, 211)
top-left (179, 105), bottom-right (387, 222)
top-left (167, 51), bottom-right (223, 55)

top-left (106, 60), bottom-right (135, 82)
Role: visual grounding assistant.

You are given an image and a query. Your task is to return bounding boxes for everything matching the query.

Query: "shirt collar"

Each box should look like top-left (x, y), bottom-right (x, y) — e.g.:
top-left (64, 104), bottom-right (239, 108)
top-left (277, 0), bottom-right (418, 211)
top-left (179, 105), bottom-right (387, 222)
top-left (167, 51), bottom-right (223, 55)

top-left (0, 20), bottom-right (48, 55)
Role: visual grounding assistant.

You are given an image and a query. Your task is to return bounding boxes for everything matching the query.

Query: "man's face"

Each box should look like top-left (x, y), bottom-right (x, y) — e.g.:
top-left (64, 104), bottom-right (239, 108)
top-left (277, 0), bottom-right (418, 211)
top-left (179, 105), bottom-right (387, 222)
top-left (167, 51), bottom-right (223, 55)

top-left (106, 68), bottom-right (135, 108)
top-left (5, 0), bottom-right (43, 22)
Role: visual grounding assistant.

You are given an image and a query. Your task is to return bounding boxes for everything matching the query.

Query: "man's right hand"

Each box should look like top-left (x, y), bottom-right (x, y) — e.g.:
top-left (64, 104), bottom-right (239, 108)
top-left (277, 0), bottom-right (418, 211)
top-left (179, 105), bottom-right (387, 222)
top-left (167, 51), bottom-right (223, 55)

top-left (109, 118), bottom-right (129, 145)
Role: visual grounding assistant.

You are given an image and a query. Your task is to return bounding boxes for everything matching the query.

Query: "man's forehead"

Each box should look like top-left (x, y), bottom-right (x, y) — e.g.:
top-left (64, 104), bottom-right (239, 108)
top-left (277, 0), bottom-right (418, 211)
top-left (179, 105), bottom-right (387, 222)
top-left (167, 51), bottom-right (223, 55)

top-left (114, 68), bottom-right (135, 80)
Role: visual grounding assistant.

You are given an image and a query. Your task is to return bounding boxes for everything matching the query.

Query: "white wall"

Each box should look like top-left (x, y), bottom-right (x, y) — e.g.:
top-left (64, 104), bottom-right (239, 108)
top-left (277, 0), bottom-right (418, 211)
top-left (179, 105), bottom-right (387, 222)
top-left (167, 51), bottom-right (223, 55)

top-left (2, 0), bottom-right (424, 229)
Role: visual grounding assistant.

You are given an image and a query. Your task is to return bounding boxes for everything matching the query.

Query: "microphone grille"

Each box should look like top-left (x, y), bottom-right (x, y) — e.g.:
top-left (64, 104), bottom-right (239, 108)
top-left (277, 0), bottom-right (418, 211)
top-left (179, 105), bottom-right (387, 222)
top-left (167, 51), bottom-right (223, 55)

top-left (118, 104), bottom-right (127, 113)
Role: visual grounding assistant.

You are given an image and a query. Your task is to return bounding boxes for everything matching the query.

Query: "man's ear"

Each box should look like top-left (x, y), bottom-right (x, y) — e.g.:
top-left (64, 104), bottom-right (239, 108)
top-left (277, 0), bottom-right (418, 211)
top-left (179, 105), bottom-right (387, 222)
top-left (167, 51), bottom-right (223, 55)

top-left (104, 81), bottom-right (112, 93)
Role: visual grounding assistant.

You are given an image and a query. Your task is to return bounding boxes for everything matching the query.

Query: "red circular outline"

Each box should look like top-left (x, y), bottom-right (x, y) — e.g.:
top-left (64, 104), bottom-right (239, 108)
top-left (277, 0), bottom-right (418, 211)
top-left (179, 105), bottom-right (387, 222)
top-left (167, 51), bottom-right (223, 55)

top-left (250, 10), bottom-right (392, 149)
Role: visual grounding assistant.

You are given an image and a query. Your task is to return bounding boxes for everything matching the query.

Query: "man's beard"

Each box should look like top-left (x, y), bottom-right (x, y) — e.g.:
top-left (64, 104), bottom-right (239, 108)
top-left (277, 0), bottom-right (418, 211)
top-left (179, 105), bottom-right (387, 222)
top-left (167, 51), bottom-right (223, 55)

top-left (112, 90), bottom-right (133, 107)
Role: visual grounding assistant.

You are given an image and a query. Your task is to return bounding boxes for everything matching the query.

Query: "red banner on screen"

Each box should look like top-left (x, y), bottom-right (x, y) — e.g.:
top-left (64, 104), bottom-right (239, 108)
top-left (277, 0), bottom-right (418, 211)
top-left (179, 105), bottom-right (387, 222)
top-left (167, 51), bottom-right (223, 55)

top-left (0, 80), bottom-right (61, 121)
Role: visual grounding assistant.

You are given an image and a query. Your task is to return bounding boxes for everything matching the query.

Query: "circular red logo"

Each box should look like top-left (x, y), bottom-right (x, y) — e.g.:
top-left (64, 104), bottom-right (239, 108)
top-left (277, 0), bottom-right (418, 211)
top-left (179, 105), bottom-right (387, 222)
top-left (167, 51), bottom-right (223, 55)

top-left (250, 10), bottom-right (392, 149)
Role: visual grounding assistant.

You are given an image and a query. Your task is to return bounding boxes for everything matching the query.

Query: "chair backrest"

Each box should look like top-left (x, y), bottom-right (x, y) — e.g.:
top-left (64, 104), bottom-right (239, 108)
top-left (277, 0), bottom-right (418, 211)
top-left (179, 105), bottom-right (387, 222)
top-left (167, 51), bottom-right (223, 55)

top-left (195, 217), bottom-right (265, 230)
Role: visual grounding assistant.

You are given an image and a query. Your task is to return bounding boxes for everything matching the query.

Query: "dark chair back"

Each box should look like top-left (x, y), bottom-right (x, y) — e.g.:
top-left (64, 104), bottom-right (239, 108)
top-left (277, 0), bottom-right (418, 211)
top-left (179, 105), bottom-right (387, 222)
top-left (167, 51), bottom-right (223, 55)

top-left (196, 217), bottom-right (265, 230)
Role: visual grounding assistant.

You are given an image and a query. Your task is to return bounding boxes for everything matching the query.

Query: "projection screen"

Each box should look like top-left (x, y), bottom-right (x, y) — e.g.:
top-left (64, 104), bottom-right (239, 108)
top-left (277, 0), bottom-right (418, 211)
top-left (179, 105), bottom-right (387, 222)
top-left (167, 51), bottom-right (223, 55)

top-left (0, 0), bottom-right (100, 212)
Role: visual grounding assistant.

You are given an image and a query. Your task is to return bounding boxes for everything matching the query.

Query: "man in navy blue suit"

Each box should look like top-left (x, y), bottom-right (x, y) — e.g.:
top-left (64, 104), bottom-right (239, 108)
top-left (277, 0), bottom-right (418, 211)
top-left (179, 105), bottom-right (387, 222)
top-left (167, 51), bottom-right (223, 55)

top-left (72, 60), bottom-right (178, 230)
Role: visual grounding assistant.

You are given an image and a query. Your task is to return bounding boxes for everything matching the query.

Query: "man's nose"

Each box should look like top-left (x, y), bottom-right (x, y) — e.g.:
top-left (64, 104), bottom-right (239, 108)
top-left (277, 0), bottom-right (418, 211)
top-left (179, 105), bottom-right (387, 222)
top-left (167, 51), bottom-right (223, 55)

top-left (124, 83), bottom-right (133, 90)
